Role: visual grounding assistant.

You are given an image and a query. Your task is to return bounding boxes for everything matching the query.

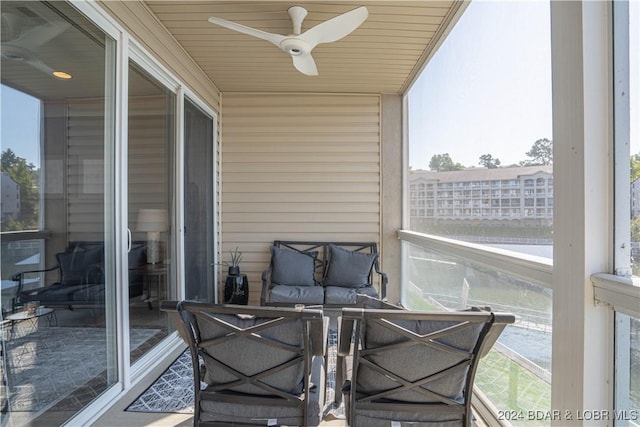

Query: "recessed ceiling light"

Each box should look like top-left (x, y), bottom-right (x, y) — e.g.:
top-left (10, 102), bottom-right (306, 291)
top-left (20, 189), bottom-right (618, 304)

top-left (52, 71), bottom-right (72, 80)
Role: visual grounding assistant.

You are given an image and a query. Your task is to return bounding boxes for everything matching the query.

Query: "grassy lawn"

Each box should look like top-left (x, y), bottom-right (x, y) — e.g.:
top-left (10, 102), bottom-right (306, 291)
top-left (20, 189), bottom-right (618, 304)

top-left (476, 350), bottom-right (552, 426)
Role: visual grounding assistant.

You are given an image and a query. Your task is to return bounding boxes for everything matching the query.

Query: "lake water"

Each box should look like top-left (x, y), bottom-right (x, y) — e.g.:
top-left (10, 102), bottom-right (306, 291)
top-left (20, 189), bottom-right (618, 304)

top-left (486, 243), bottom-right (553, 259)
top-left (499, 326), bottom-right (552, 370)
top-left (408, 242), bottom-right (555, 370)
top-left (484, 244), bottom-right (552, 368)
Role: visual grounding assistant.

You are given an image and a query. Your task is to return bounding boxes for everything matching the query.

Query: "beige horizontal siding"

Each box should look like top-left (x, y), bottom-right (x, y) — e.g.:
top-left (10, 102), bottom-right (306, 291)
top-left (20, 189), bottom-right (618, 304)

top-left (221, 93), bottom-right (381, 304)
top-left (223, 192), bottom-right (379, 204)
top-left (66, 100), bottom-right (106, 243)
top-left (128, 97), bottom-right (170, 243)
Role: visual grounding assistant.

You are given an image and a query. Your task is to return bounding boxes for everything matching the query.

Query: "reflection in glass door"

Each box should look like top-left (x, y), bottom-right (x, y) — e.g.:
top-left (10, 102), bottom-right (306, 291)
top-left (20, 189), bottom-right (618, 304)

top-left (127, 61), bottom-right (175, 364)
top-left (0, 1), bottom-right (117, 424)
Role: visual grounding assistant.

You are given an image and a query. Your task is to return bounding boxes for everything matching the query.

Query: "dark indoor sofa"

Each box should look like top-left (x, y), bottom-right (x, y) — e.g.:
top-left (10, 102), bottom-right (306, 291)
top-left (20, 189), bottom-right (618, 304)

top-left (11, 241), bottom-right (146, 311)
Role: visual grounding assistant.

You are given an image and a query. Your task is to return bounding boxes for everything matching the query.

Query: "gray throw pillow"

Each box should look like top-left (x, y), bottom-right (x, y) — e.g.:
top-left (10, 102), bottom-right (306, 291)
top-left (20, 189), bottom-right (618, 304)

top-left (324, 244), bottom-right (377, 288)
top-left (271, 246), bottom-right (316, 286)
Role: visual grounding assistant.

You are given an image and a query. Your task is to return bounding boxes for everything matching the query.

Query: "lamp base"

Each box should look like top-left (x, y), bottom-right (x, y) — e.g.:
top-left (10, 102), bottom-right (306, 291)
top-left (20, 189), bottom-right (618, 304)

top-left (147, 233), bottom-right (160, 264)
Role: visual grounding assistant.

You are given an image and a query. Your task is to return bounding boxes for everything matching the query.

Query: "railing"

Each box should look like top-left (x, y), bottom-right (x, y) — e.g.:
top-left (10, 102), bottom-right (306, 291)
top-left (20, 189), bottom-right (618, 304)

top-left (398, 230), bottom-right (552, 287)
top-left (591, 273), bottom-right (640, 318)
top-left (399, 230), bottom-right (640, 427)
top-left (399, 230), bottom-right (553, 426)
top-left (425, 292), bottom-right (552, 333)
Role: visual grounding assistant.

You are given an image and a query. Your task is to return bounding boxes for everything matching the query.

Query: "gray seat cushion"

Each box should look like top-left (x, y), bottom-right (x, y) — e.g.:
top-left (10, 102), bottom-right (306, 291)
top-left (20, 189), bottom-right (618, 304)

top-left (351, 410), bottom-right (464, 427)
top-left (324, 285), bottom-right (379, 305)
top-left (269, 284), bottom-right (325, 304)
top-left (200, 354), bottom-right (325, 426)
top-left (324, 244), bottom-right (377, 288)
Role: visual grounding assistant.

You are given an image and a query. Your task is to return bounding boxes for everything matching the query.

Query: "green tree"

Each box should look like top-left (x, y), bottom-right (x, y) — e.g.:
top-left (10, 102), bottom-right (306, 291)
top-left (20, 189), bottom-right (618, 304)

top-left (429, 153), bottom-right (465, 172)
top-left (632, 216), bottom-right (640, 242)
top-left (1, 149), bottom-right (39, 231)
top-left (479, 154), bottom-right (501, 169)
top-left (521, 138), bottom-right (553, 166)
top-left (630, 153), bottom-right (640, 183)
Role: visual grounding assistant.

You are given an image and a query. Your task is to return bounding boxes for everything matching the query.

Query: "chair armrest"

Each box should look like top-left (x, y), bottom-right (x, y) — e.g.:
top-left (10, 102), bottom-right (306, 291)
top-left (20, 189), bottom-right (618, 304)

top-left (335, 352), bottom-right (353, 405)
top-left (260, 267), bottom-right (272, 306)
top-left (159, 300), bottom-right (180, 312)
top-left (307, 315), bottom-right (329, 357)
top-left (336, 315), bottom-right (357, 405)
top-left (160, 300), bottom-right (192, 345)
top-left (337, 316), bottom-right (355, 357)
top-left (11, 265), bottom-right (61, 312)
top-left (373, 265), bottom-right (388, 300)
top-left (84, 263), bottom-right (105, 284)
top-left (478, 312), bottom-right (516, 358)
top-left (11, 265), bottom-right (60, 284)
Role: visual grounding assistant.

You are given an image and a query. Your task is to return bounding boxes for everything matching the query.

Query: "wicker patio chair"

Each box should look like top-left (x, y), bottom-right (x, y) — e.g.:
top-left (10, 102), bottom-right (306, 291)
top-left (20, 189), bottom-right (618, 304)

top-left (162, 301), bottom-right (327, 426)
top-left (337, 307), bottom-right (515, 427)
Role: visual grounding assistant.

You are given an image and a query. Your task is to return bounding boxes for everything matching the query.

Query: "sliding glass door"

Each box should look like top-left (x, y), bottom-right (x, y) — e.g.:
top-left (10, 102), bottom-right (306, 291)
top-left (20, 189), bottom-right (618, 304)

top-left (1, 1), bottom-right (117, 424)
top-left (184, 98), bottom-right (216, 302)
top-left (1, 2), bottom-right (218, 423)
top-left (127, 61), bottom-right (176, 364)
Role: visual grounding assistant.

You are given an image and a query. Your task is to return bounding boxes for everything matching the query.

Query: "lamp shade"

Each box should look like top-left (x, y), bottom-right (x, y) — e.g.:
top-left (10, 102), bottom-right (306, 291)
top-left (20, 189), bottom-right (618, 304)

top-left (136, 208), bottom-right (168, 232)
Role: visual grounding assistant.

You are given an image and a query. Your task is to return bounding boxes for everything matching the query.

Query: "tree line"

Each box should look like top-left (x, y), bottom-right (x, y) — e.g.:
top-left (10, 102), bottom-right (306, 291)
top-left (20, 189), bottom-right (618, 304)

top-left (1, 149), bottom-right (39, 231)
top-left (427, 138), bottom-right (553, 172)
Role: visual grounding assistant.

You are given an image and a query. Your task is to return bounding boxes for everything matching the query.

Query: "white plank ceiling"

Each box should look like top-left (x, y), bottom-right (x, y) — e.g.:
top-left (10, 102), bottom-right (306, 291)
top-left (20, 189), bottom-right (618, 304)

top-left (1, 1), bottom-right (462, 99)
top-left (143, 1), bottom-right (462, 94)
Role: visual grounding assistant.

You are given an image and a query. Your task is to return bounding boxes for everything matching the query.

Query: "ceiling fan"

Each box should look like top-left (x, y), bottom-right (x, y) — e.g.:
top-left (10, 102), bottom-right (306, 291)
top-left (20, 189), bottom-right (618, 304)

top-left (208, 5), bottom-right (368, 76)
top-left (1, 11), bottom-right (71, 79)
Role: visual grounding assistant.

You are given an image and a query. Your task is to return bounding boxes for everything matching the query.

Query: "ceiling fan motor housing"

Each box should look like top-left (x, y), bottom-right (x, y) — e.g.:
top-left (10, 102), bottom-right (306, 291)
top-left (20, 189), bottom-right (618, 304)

top-left (280, 38), bottom-right (311, 56)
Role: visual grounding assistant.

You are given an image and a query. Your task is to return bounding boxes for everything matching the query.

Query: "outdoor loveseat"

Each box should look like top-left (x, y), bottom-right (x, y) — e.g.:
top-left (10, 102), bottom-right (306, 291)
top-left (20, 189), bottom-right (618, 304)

top-left (260, 241), bottom-right (388, 307)
top-left (11, 241), bottom-right (147, 311)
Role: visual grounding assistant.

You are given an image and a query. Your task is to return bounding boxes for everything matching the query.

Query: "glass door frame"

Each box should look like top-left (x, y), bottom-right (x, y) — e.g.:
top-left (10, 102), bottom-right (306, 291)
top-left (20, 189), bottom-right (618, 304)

top-left (180, 93), bottom-right (219, 304)
top-left (125, 40), bottom-right (220, 382)
top-left (64, 2), bottom-right (219, 424)
top-left (125, 42), bottom-right (181, 382)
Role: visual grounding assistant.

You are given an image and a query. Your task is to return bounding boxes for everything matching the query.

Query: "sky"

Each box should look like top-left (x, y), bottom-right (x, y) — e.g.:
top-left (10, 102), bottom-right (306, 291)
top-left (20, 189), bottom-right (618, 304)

top-left (1, 1), bottom-right (638, 172)
top-left (1, 85), bottom-right (41, 168)
top-left (408, 0), bottom-right (639, 170)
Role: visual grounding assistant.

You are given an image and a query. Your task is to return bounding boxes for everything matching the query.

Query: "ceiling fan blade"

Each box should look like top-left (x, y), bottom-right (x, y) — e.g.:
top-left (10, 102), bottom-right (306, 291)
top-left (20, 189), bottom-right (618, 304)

top-left (25, 57), bottom-right (55, 75)
top-left (12, 21), bottom-right (69, 51)
top-left (299, 6), bottom-right (368, 48)
top-left (292, 53), bottom-right (318, 76)
top-left (208, 16), bottom-right (285, 47)
top-left (1, 12), bottom-right (24, 39)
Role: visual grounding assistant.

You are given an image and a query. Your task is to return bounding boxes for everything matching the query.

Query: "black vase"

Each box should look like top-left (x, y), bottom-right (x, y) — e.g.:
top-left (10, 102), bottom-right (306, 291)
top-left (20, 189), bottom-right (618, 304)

top-left (224, 266), bottom-right (248, 304)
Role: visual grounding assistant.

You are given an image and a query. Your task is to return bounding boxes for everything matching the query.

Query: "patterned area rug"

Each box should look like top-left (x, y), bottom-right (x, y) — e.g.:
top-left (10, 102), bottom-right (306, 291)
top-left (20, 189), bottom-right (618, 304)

top-left (127, 350), bottom-right (196, 413)
top-left (324, 327), bottom-right (345, 419)
top-left (3, 324), bottom-right (161, 413)
top-left (127, 329), bottom-right (345, 418)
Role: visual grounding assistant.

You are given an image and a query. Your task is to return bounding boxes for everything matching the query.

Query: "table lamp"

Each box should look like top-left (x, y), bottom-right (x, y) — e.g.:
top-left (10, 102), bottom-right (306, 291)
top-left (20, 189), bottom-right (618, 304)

top-left (137, 208), bottom-right (168, 264)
